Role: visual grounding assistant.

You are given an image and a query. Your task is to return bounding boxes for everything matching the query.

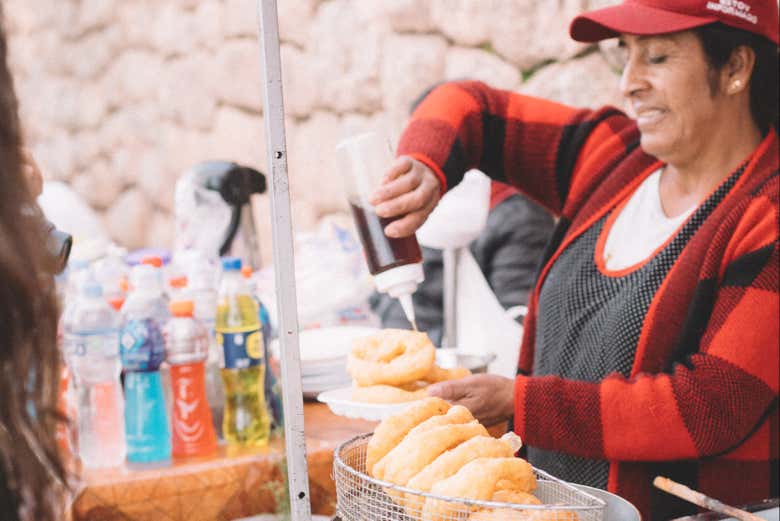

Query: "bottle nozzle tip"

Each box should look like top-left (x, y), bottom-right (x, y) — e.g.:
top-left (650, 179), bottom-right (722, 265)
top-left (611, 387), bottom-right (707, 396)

top-left (398, 294), bottom-right (417, 331)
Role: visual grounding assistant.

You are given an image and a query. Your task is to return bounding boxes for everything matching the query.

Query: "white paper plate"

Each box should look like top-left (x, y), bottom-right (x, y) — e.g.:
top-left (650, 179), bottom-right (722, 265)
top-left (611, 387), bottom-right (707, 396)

top-left (303, 371), bottom-right (351, 386)
top-left (301, 358), bottom-right (348, 377)
top-left (271, 326), bottom-right (380, 366)
top-left (317, 387), bottom-right (422, 421)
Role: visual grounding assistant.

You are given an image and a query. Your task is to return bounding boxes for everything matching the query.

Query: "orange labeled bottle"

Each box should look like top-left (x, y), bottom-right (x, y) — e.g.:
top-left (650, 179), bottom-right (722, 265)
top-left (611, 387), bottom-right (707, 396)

top-left (164, 300), bottom-right (218, 458)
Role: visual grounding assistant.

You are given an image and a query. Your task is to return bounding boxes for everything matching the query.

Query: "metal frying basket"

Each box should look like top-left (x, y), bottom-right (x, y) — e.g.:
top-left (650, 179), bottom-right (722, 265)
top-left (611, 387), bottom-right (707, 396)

top-left (334, 433), bottom-right (606, 521)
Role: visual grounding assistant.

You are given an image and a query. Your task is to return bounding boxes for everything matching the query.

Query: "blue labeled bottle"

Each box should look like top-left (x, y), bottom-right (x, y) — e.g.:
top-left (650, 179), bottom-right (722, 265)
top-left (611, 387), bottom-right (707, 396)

top-left (119, 260), bottom-right (171, 462)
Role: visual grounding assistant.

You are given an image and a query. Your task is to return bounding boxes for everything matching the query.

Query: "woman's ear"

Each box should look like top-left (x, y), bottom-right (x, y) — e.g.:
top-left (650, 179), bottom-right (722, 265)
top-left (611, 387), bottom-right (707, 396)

top-left (722, 45), bottom-right (756, 95)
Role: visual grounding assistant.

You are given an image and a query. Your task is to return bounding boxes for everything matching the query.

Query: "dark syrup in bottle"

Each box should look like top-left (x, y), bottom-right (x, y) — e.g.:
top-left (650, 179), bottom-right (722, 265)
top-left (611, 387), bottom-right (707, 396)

top-left (349, 200), bottom-right (422, 275)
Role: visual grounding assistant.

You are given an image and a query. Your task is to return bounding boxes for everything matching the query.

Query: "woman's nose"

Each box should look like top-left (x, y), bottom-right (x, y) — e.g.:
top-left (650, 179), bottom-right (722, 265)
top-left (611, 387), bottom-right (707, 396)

top-left (619, 59), bottom-right (646, 99)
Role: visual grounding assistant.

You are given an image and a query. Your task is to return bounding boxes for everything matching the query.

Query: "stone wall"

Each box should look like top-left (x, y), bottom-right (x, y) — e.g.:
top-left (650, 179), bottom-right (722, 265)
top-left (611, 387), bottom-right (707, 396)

top-left (5, 0), bottom-right (622, 259)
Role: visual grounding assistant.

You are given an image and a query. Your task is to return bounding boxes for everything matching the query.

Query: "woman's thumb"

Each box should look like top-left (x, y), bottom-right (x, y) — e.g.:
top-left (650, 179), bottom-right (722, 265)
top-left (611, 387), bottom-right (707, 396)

top-left (426, 381), bottom-right (459, 401)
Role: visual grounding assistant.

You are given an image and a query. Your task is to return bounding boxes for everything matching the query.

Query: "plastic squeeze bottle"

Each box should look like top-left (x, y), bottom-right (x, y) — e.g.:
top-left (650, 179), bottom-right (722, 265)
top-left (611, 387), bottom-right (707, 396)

top-left (119, 263), bottom-right (171, 462)
top-left (164, 300), bottom-right (218, 458)
top-left (336, 131), bottom-right (424, 329)
top-left (216, 257), bottom-right (271, 447)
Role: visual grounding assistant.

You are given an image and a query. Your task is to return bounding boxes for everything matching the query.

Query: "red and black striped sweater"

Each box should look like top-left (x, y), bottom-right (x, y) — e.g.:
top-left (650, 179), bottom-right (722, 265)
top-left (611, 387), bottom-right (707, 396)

top-left (397, 80), bottom-right (779, 520)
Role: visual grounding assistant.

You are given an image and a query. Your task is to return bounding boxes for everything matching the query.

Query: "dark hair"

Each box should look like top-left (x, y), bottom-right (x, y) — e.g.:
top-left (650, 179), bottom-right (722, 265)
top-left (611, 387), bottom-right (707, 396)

top-left (695, 22), bottom-right (780, 133)
top-left (0, 6), bottom-right (68, 521)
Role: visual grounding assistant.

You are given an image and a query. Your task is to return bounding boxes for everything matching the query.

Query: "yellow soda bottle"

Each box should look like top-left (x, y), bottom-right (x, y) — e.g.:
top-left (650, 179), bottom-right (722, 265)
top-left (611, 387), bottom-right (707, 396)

top-left (215, 257), bottom-right (270, 447)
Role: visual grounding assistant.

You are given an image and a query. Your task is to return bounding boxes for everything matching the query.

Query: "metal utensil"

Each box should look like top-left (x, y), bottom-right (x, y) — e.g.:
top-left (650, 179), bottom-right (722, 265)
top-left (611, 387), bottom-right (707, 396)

top-left (435, 348), bottom-right (496, 374)
top-left (655, 477), bottom-right (765, 521)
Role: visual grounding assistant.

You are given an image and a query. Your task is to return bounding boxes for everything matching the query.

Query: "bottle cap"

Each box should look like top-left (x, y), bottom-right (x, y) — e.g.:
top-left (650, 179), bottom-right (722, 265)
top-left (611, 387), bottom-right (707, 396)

top-left (221, 256), bottom-right (242, 271)
top-left (169, 276), bottom-right (188, 289)
top-left (108, 296), bottom-right (125, 311)
top-left (170, 300), bottom-right (195, 317)
top-left (119, 275), bottom-right (129, 293)
top-left (141, 255), bottom-right (163, 268)
top-left (372, 263), bottom-right (424, 296)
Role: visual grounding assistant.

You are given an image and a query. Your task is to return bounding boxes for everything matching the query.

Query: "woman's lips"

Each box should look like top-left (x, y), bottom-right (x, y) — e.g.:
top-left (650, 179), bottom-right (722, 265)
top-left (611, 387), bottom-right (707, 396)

top-left (636, 108), bottom-right (666, 128)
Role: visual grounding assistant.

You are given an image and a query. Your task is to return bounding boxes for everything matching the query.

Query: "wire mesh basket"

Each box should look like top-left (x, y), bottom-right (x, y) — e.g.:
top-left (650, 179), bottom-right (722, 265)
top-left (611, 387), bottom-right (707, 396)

top-left (333, 433), bottom-right (606, 521)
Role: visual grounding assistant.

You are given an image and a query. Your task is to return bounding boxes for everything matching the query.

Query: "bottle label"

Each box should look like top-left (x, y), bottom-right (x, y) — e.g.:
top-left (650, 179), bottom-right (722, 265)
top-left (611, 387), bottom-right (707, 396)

top-left (120, 319), bottom-right (166, 372)
top-left (124, 371), bottom-right (171, 462)
top-left (170, 363), bottom-right (216, 457)
top-left (217, 327), bottom-right (263, 369)
top-left (66, 331), bottom-right (118, 360)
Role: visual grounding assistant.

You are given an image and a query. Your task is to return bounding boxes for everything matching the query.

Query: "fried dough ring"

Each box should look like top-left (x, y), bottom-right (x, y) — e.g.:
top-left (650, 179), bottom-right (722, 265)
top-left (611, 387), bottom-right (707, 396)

top-left (365, 397), bottom-right (450, 475)
top-left (425, 364), bottom-right (472, 383)
top-left (423, 457), bottom-right (536, 521)
top-left (372, 422), bottom-right (488, 486)
top-left (404, 435), bottom-right (515, 502)
top-left (351, 384), bottom-right (429, 404)
top-left (347, 329), bottom-right (435, 386)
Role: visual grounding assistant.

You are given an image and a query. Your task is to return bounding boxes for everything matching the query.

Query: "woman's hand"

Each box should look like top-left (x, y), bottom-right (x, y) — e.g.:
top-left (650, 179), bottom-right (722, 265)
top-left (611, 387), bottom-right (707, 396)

top-left (426, 374), bottom-right (515, 426)
top-left (368, 156), bottom-right (441, 238)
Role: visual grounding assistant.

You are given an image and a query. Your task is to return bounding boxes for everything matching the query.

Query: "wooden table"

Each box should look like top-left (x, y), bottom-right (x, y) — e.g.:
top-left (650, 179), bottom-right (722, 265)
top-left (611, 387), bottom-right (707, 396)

top-left (72, 403), bottom-right (376, 521)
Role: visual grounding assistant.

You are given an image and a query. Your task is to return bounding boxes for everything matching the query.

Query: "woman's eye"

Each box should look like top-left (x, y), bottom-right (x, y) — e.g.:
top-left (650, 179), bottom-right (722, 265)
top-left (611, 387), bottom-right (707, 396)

top-left (648, 54), bottom-right (668, 64)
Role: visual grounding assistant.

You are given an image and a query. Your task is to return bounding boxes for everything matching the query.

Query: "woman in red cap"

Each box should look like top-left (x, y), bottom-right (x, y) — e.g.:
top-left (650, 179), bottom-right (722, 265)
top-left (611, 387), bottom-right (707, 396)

top-left (369, 0), bottom-right (779, 518)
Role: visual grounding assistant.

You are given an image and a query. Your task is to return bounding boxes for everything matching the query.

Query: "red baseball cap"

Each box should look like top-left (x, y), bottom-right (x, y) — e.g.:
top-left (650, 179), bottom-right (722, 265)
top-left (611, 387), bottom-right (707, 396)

top-left (570, 0), bottom-right (779, 45)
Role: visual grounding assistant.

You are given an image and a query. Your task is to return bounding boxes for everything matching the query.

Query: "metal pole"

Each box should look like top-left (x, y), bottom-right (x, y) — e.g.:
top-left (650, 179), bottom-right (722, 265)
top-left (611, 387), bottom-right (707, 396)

top-left (442, 248), bottom-right (458, 347)
top-left (255, 2), bottom-right (311, 520)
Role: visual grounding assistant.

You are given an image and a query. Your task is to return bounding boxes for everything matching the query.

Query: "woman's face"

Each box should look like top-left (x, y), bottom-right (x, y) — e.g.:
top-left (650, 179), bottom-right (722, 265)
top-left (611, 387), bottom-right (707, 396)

top-left (618, 31), bottom-right (724, 163)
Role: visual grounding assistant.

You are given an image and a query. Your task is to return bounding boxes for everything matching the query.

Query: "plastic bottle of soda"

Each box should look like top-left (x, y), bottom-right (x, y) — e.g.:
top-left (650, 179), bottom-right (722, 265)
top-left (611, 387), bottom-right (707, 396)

top-left (119, 263), bottom-right (171, 462)
top-left (241, 266), bottom-right (283, 430)
top-left (63, 277), bottom-right (126, 468)
top-left (216, 257), bottom-right (270, 447)
top-left (164, 300), bottom-right (218, 458)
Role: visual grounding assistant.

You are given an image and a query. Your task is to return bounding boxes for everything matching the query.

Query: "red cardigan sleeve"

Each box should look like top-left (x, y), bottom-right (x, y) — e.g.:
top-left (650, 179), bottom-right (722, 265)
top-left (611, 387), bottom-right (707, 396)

top-left (396, 80), bottom-right (633, 216)
top-left (513, 200), bottom-right (779, 461)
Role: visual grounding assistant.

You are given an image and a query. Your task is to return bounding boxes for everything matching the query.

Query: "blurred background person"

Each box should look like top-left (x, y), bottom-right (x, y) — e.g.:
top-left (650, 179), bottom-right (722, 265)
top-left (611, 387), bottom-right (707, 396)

top-left (0, 5), bottom-right (68, 521)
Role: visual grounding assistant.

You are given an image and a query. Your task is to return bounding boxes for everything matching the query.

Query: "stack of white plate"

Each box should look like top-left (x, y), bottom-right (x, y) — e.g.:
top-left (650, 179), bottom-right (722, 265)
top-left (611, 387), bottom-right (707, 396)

top-left (272, 326), bottom-right (379, 399)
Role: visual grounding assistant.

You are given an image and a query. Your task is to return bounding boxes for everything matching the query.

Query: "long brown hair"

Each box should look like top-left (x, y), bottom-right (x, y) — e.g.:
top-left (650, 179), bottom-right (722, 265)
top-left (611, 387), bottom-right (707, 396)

top-left (0, 5), bottom-right (68, 521)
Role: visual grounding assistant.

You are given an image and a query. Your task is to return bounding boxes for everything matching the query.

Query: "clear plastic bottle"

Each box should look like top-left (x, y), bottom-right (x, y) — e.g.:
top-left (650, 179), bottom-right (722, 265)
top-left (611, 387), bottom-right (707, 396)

top-left (63, 277), bottom-right (126, 468)
top-left (242, 266), bottom-right (282, 430)
top-left (164, 300), bottom-right (218, 458)
top-left (119, 263), bottom-right (171, 463)
top-left (216, 257), bottom-right (270, 447)
top-left (93, 245), bottom-right (129, 311)
top-left (189, 263), bottom-right (224, 438)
